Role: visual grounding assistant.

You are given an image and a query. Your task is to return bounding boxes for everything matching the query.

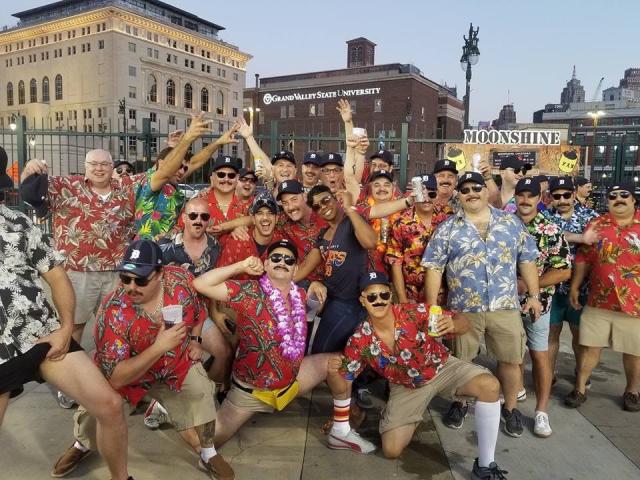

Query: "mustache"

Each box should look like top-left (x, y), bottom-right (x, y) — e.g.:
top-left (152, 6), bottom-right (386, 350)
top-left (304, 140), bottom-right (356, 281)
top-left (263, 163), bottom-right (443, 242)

top-left (557, 203), bottom-right (570, 207)
top-left (192, 223), bottom-right (203, 228)
top-left (614, 201), bottom-right (627, 207)
top-left (372, 302), bottom-right (387, 308)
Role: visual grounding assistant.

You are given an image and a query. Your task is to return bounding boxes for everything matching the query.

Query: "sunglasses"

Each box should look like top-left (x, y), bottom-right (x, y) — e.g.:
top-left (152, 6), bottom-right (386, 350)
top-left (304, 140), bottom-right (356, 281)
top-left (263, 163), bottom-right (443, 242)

top-left (608, 191), bottom-right (632, 200)
top-left (116, 167), bottom-right (132, 174)
top-left (321, 167), bottom-right (342, 175)
top-left (458, 185), bottom-right (484, 195)
top-left (179, 163), bottom-right (189, 172)
top-left (311, 195), bottom-right (333, 211)
top-left (186, 212), bottom-right (211, 221)
top-left (365, 291), bottom-right (392, 303)
top-left (425, 190), bottom-right (438, 199)
top-left (239, 177), bottom-right (257, 183)
top-left (120, 273), bottom-right (154, 287)
top-left (551, 192), bottom-right (573, 200)
top-left (507, 167), bottom-right (525, 175)
top-left (268, 253), bottom-right (296, 266)
top-left (215, 171), bottom-right (237, 179)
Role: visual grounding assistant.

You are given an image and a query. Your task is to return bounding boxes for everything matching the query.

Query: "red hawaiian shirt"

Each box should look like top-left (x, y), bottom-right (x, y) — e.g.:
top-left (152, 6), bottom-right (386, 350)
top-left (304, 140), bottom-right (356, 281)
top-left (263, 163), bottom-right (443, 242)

top-left (48, 175), bottom-right (136, 271)
top-left (226, 280), bottom-right (307, 390)
top-left (94, 266), bottom-right (206, 406)
top-left (386, 208), bottom-right (450, 302)
top-left (216, 229), bottom-right (283, 280)
top-left (196, 188), bottom-right (249, 226)
top-left (340, 303), bottom-right (450, 387)
top-left (575, 211), bottom-right (640, 317)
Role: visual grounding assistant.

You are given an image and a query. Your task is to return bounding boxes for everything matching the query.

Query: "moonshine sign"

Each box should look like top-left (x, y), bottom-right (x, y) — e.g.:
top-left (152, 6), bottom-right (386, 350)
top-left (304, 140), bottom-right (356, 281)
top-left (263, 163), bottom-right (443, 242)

top-left (463, 129), bottom-right (562, 146)
top-left (262, 87), bottom-right (381, 105)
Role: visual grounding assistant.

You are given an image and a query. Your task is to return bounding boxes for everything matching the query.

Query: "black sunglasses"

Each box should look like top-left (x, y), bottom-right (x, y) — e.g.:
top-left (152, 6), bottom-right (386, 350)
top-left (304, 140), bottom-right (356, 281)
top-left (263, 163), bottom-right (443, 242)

top-left (426, 190), bottom-right (438, 199)
top-left (608, 191), bottom-right (631, 200)
top-left (116, 167), bottom-right (132, 174)
top-left (215, 171), bottom-right (237, 179)
top-left (365, 291), bottom-right (392, 303)
top-left (268, 253), bottom-right (296, 266)
top-left (507, 167), bottom-right (524, 175)
top-left (311, 195), bottom-right (333, 211)
top-left (458, 185), bottom-right (484, 195)
top-left (552, 192), bottom-right (573, 200)
top-left (187, 212), bottom-right (211, 221)
top-left (240, 177), bottom-right (257, 183)
top-left (179, 163), bottom-right (189, 172)
top-left (120, 273), bottom-right (154, 287)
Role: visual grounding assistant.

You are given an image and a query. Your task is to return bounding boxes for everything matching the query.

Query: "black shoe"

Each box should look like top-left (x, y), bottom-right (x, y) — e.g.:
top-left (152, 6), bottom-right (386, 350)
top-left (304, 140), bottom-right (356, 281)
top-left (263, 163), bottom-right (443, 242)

top-left (471, 458), bottom-right (509, 479)
top-left (443, 401), bottom-right (468, 429)
top-left (623, 392), bottom-right (640, 412)
top-left (501, 406), bottom-right (523, 438)
top-left (565, 389), bottom-right (587, 408)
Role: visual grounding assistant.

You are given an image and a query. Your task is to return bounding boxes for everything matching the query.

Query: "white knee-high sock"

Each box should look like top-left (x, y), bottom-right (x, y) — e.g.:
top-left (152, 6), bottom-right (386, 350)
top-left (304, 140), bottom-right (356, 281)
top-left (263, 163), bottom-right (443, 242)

top-left (474, 400), bottom-right (500, 467)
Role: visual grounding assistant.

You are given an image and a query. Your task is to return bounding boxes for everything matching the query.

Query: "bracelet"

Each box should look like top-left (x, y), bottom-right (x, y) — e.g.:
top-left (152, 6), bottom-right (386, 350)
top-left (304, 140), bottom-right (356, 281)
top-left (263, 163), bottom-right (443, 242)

top-left (190, 335), bottom-right (203, 344)
top-left (527, 294), bottom-right (540, 300)
top-left (483, 176), bottom-right (494, 182)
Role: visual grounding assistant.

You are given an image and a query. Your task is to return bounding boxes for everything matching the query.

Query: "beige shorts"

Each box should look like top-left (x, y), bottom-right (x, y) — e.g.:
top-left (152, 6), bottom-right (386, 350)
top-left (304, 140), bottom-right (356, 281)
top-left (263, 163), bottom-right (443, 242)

top-left (67, 270), bottom-right (119, 325)
top-left (580, 306), bottom-right (640, 356)
top-left (379, 356), bottom-right (489, 434)
top-left (74, 363), bottom-right (216, 448)
top-left (454, 310), bottom-right (526, 364)
top-left (225, 377), bottom-right (276, 414)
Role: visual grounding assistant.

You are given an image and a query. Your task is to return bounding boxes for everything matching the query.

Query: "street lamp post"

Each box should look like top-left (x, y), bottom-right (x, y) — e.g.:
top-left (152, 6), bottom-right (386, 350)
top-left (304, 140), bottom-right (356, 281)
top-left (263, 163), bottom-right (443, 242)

top-left (586, 110), bottom-right (605, 181)
top-left (460, 23), bottom-right (480, 130)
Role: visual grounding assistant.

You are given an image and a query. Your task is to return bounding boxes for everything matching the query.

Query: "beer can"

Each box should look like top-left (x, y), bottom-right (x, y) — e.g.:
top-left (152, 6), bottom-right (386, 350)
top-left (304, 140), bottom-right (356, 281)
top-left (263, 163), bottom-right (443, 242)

top-left (428, 305), bottom-right (442, 337)
top-left (411, 176), bottom-right (425, 203)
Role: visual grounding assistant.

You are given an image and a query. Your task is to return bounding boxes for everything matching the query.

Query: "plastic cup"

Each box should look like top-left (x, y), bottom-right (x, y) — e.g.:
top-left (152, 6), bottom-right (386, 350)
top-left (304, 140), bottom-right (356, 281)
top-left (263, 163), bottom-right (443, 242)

top-left (306, 293), bottom-right (321, 322)
top-left (161, 305), bottom-right (183, 328)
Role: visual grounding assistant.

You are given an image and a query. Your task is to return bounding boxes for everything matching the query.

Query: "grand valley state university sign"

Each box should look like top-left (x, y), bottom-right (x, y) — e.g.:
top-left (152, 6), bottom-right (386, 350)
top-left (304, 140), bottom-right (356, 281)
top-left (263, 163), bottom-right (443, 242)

top-left (262, 87), bottom-right (382, 105)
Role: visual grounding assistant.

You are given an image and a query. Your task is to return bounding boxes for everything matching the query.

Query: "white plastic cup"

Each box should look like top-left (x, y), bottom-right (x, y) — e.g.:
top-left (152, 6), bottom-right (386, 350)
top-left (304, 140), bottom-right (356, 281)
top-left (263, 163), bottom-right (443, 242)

top-left (306, 293), bottom-right (321, 322)
top-left (352, 127), bottom-right (367, 138)
top-left (472, 153), bottom-right (482, 172)
top-left (161, 305), bottom-right (183, 328)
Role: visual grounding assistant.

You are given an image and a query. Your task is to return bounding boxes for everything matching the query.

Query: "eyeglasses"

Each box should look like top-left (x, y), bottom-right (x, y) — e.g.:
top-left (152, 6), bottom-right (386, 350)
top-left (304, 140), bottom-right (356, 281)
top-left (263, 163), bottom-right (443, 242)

top-left (608, 191), bottom-right (632, 200)
top-left (365, 291), bottom-right (392, 303)
top-left (426, 190), bottom-right (438, 199)
top-left (458, 185), bottom-right (484, 195)
top-left (268, 253), bottom-right (296, 266)
top-left (86, 161), bottom-right (113, 168)
top-left (311, 195), bottom-right (333, 211)
top-left (551, 192), bottom-right (573, 200)
top-left (321, 167), bottom-right (342, 175)
top-left (239, 177), bottom-right (257, 184)
top-left (507, 167), bottom-right (524, 175)
top-left (120, 273), bottom-right (154, 287)
top-left (215, 171), bottom-right (237, 179)
top-left (186, 212), bottom-right (211, 221)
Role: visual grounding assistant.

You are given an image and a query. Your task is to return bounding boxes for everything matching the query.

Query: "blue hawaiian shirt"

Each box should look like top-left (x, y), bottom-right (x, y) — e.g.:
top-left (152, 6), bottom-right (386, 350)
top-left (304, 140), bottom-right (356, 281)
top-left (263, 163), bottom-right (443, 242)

top-left (422, 206), bottom-right (539, 313)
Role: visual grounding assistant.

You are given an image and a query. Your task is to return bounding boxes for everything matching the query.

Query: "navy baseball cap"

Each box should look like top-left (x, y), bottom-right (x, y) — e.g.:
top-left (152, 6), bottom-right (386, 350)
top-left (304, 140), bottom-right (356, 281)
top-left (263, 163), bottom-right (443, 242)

top-left (250, 195), bottom-right (278, 215)
top-left (239, 167), bottom-right (256, 179)
top-left (369, 150), bottom-right (393, 166)
top-left (359, 271), bottom-right (390, 292)
top-left (433, 159), bottom-right (458, 175)
top-left (549, 176), bottom-right (574, 192)
top-left (368, 169), bottom-right (394, 183)
top-left (500, 155), bottom-right (532, 172)
top-left (271, 150), bottom-right (296, 165)
top-left (276, 180), bottom-right (304, 200)
top-left (303, 151), bottom-right (322, 166)
top-left (456, 171), bottom-right (486, 189)
top-left (515, 177), bottom-right (541, 196)
top-left (319, 152), bottom-right (343, 167)
top-left (574, 176), bottom-right (591, 187)
top-left (20, 173), bottom-right (49, 218)
top-left (607, 182), bottom-right (635, 195)
top-left (117, 240), bottom-right (164, 278)
top-left (422, 173), bottom-right (437, 190)
top-left (266, 238), bottom-right (298, 260)
top-left (212, 155), bottom-right (240, 172)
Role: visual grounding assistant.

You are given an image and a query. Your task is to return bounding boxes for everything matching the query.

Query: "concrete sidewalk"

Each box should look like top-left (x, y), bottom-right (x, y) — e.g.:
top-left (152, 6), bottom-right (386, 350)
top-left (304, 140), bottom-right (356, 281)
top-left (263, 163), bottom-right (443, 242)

top-left (1, 330), bottom-right (639, 479)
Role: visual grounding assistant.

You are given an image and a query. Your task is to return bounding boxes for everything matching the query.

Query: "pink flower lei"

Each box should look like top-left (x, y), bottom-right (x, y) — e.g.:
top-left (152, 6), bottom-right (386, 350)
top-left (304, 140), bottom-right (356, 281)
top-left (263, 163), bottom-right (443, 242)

top-left (259, 274), bottom-right (306, 361)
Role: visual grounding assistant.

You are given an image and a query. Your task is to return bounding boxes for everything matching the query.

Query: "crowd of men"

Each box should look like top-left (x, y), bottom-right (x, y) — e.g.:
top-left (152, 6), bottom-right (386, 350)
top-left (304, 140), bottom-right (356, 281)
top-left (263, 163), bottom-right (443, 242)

top-left (0, 99), bottom-right (639, 480)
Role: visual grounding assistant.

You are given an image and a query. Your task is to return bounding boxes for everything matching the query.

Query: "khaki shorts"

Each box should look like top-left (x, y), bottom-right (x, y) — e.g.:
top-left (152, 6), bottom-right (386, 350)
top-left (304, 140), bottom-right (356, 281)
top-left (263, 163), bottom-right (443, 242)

top-left (580, 306), bottom-right (640, 356)
top-left (379, 356), bottom-right (489, 434)
top-left (225, 377), bottom-right (276, 414)
top-left (455, 310), bottom-right (526, 364)
top-left (74, 363), bottom-right (216, 448)
top-left (67, 271), bottom-right (119, 325)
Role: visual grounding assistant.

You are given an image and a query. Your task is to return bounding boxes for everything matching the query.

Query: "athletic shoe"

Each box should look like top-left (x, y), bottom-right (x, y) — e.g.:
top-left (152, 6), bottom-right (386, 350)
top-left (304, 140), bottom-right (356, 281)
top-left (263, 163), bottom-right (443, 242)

top-left (471, 458), bottom-right (509, 479)
top-left (623, 392), bottom-right (640, 412)
top-left (197, 453), bottom-right (235, 480)
top-left (501, 407), bottom-right (523, 438)
top-left (327, 429), bottom-right (376, 454)
top-left (57, 391), bottom-right (77, 409)
top-left (51, 445), bottom-right (92, 477)
top-left (143, 399), bottom-right (169, 430)
top-left (565, 389), bottom-right (587, 408)
top-left (499, 388), bottom-right (527, 404)
top-left (443, 401), bottom-right (468, 429)
top-left (355, 387), bottom-right (374, 410)
top-left (533, 411), bottom-right (552, 437)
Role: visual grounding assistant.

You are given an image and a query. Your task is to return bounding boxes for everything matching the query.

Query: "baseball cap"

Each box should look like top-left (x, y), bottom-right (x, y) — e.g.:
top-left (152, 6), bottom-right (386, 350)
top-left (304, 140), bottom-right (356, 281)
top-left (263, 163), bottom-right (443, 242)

top-left (266, 238), bottom-right (298, 260)
top-left (549, 176), bottom-right (574, 192)
top-left (422, 173), bottom-right (437, 190)
top-left (369, 150), bottom-right (393, 166)
top-left (319, 152), bottom-right (343, 167)
top-left (574, 176), bottom-right (591, 187)
top-left (456, 171), bottom-right (486, 189)
top-left (359, 271), bottom-right (390, 292)
top-left (238, 167), bottom-right (256, 179)
top-left (117, 240), bottom-right (164, 278)
top-left (303, 151), bottom-right (322, 166)
top-left (368, 169), bottom-right (394, 183)
top-left (515, 177), bottom-right (541, 196)
top-left (607, 182), bottom-right (636, 195)
top-left (500, 155), bottom-right (532, 172)
top-left (271, 150), bottom-right (296, 165)
top-left (250, 195), bottom-right (278, 214)
top-left (19, 173), bottom-right (49, 218)
top-left (433, 159), bottom-right (458, 175)
top-left (212, 155), bottom-right (240, 172)
top-left (276, 180), bottom-right (304, 200)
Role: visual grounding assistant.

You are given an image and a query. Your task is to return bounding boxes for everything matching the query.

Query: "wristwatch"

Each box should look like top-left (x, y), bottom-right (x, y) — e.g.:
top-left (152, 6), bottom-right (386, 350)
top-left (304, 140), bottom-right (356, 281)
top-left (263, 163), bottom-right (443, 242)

top-left (189, 335), bottom-right (203, 344)
top-left (528, 294), bottom-right (540, 300)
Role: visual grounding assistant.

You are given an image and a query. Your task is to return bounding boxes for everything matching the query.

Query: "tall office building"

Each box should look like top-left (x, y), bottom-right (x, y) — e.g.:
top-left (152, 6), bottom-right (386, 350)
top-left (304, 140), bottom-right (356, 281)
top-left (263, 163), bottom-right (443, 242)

top-left (560, 65), bottom-right (585, 104)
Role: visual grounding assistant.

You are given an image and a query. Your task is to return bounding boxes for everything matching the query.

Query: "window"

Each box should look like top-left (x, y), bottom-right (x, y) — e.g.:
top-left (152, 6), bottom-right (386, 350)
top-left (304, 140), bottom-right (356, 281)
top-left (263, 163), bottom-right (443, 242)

top-left (169, 115), bottom-right (176, 125)
top-left (288, 104), bottom-right (295, 118)
top-left (216, 91), bottom-right (224, 115)
top-left (29, 78), bottom-right (37, 103)
top-left (6, 82), bottom-right (13, 106)
top-left (233, 73), bottom-right (239, 81)
top-left (221, 69), bottom-right (226, 78)
top-left (421, 106), bottom-right (425, 122)
top-left (280, 105), bottom-right (287, 119)
top-left (128, 86), bottom-right (136, 99)
top-left (184, 83), bottom-right (193, 109)
top-left (128, 66), bottom-right (136, 76)
top-left (42, 77), bottom-right (49, 102)
top-left (232, 107), bottom-right (238, 117)
top-left (233, 91), bottom-right (238, 100)
top-left (18, 81), bottom-right (25, 104)
top-left (129, 109), bottom-right (136, 120)
top-left (350, 46), bottom-right (363, 67)
top-left (200, 88), bottom-right (209, 112)
top-left (374, 98), bottom-right (382, 113)
top-left (128, 136), bottom-right (137, 152)
top-left (147, 47), bottom-right (152, 57)
top-left (318, 102), bottom-right (324, 116)
top-left (148, 74), bottom-right (157, 102)
top-left (150, 112), bottom-right (157, 122)
top-left (309, 104), bottom-right (316, 117)
top-left (218, 122), bottom-right (224, 133)
top-left (86, 43), bottom-right (91, 52)
top-left (98, 40), bottom-right (104, 49)
top-left (185, 59), bottom-right (189, 67)
top-left (166, 79), bottom-right (175, 105)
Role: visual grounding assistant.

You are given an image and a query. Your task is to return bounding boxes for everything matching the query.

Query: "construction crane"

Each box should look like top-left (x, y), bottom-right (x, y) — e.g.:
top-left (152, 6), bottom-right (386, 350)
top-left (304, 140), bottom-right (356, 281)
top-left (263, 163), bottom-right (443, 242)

top-left (592, 77), bottom-right (605, 102)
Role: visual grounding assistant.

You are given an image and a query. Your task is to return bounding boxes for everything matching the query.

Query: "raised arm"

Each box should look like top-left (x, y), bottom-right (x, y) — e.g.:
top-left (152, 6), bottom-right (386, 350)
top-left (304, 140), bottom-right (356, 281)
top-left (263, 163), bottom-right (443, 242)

top-left (193, 257), bottom-right (264, 301)
top-left (294, 248), bottom-right (322, 283)
top-left (336, 98), bottom-right (354, 139)
top-left (184, 122), bottom-right (240, 179)
top-left (344, 136), bottom-right (363, 200)
top-left (339, 191), bottom-right (377, 249)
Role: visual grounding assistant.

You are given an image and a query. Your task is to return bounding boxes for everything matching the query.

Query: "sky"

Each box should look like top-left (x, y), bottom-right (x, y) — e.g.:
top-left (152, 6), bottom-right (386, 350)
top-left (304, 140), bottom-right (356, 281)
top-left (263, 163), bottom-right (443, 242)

top-left (2, 0), bottom-right (638, 125)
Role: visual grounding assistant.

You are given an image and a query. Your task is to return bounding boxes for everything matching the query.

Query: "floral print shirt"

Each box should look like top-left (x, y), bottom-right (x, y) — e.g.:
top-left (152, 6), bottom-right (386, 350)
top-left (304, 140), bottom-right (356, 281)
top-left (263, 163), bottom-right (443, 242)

top-left (575, 211), bottom-right (640, 317)
top-left (421, 206), bottom-right (539, 313)
top-left (133, 168), bottom-right (185, 240)
top-left (94, 266), bottom-right (206, 406)
top-left (340, 304), bottom-right (450, 387)
top-left (158, 232), bottom-right (220, 276)
top-left (0, 205), bottom-right (66, 364)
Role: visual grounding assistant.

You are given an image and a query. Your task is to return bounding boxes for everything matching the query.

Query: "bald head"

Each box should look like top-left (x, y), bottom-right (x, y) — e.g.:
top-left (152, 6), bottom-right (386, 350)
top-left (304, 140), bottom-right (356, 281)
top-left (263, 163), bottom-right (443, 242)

top-left (86, 149), bottom-right (113, 164)
top-left (84, 149), bottom-right (114, 188)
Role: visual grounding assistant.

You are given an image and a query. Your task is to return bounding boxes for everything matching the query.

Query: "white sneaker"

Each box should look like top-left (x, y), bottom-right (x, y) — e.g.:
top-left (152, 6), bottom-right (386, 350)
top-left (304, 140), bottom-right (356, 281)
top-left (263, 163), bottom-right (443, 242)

top-left (533, 411), bottom-right (552, 438)
top-left (57, 391), bottom-right (77, 409)
top-left (499, 388), bottom-right (527, 404)
top-left (143, 400), bottom-right (169, 430)
top-left (328, 429), bottom-right (376, 454)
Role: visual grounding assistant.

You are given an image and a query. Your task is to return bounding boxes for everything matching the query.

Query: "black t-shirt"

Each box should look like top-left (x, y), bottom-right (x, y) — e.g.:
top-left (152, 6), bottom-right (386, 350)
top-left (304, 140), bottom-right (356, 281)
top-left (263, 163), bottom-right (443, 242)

top-left (316, 213), bottom-right (368, 301)
top-left (255, 240), bottom-right (269, 257)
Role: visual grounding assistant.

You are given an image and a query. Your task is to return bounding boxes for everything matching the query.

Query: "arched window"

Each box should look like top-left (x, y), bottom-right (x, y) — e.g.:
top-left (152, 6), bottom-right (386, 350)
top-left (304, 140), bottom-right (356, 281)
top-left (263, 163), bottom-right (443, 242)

top-left (42, 76), bottom-right (50, 102)
top-left (148, 74), bottom-right (157, 103)
top-left (166, 79), bottom-right (175, 106)
top-left (6, 82), bottom-right (13, 106)
top-left (184, 83), bottom-right (193, 109)
top-left (216, 91), bottom-right (224, 115)
top-left (200, 87), bottom-right (209, 112)
top-left (29, 78), bottom-right (37, 103)
top-left (55, 74), bottom-right (63, 100)
top-left (18, 80), bottom-right (25, 104)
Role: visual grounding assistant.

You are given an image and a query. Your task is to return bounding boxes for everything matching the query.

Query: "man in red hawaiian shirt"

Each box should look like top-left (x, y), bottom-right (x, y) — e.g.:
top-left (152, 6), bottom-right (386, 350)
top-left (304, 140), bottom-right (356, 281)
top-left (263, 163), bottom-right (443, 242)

top-left (325, 271), bottom-right (506, 480)
top-left (197, 155), bottom-right (248, 228)
top-left (194, 239), bottom-right (340, 446)
top-left (566, 182), bottom-right (640, 412)
top-left (53, 240), bottom-right (234, 480)
top-left (235, 167), bottom-right (257, 210)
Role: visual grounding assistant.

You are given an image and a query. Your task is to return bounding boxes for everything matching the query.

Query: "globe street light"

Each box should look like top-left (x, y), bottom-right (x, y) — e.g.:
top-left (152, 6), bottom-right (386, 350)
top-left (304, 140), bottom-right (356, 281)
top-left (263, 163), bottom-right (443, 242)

top-left (460, 23), bottom-right (480, 130)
